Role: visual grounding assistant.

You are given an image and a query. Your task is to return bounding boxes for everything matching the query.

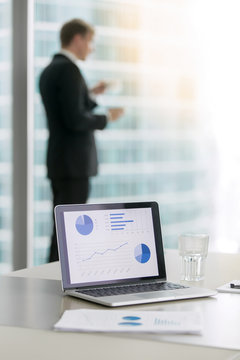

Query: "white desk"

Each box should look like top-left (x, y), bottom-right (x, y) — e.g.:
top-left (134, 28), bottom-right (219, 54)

top-left (1, 250), bottom-right (240, 360)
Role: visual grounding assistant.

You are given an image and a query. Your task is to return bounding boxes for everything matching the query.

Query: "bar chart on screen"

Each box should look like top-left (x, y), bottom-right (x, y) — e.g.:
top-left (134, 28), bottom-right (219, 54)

top-left (104, 208), bottom-right (152, 234)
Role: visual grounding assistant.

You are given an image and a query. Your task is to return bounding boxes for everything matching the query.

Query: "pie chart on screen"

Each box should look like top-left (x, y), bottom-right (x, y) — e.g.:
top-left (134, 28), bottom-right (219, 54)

top-left (75, 215), bottom-right (93, 235)
top-left (134, 244), bottom-right (151, 263)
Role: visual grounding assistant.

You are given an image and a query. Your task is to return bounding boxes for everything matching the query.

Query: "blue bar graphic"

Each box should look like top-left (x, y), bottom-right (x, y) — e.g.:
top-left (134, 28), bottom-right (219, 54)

top-left (110, 213), bottom-right (125, 216)
top-left (110, 220), bottom-right (134, 223)
top-left (111, 224), bottom-right (126, 227)
top-left (110, 216), bottom-right (124, 219)
top-left (111, 228), bottom-right (125, 230)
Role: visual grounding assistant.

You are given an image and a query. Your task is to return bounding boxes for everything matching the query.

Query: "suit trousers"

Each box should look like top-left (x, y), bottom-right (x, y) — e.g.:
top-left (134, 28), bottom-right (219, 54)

top-left (49, 178), bottom-right (90, 262)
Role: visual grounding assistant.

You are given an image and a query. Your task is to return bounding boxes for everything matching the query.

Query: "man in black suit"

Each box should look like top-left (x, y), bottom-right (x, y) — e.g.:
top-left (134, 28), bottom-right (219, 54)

top-left (39, 19), bottom-right (123, 262)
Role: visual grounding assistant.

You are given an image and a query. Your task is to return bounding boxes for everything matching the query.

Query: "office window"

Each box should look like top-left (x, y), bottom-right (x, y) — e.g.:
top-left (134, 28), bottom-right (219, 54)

top-left (0, 0), bottom-right (12, 273)
top-left (0, 0), bottom-right (239, 273)
top-left (32, 0), bottom-right (209, 266)
top-left (30, 0), bottom-right (240, 267)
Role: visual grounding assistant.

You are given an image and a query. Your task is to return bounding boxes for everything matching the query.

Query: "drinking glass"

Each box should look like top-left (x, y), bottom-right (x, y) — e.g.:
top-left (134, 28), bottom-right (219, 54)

top-left (178, 234), bottom-right (209, 281)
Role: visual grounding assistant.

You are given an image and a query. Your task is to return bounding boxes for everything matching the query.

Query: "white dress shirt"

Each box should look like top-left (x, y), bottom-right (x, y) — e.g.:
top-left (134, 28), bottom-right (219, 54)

top-left (59, 49), bottom-right (78, 65)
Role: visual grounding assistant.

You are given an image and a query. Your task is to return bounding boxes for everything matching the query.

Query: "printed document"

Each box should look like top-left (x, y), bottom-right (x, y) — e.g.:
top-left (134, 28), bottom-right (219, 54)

top-left (54, 309), bottom-right (203, 334)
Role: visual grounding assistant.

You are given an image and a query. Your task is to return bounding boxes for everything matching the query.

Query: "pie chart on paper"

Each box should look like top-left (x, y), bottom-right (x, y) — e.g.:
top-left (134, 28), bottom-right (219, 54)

top-left (134, 244), bottom-right (151, 263)
top-left (75, 215), bottom-right (93, 235)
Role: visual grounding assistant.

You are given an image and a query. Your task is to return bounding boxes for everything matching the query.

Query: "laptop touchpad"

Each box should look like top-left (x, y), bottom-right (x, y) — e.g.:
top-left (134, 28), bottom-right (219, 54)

top-left (133, 291), bottom-right (176, 300)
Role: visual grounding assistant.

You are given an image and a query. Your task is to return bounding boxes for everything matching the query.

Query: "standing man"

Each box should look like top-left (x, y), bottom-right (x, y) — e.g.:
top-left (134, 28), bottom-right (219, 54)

top-left (39, 18), bottom-right (123, 262)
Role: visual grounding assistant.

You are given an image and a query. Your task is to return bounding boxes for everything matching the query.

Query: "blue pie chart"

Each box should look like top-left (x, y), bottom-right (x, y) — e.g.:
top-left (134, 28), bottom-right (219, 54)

top-left (75, 215), bottom-right (93, 235)
top-left (134, 244), bottom-right (151, 263)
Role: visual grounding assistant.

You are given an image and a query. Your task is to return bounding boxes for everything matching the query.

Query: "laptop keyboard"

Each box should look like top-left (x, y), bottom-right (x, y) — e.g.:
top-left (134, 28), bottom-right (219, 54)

top-left (76, 282), bottom-right (188, 298)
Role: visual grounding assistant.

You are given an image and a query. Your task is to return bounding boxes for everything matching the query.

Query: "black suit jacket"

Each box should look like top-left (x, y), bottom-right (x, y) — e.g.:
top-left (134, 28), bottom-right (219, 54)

top-left (39, 54), bottom-right (107, 179)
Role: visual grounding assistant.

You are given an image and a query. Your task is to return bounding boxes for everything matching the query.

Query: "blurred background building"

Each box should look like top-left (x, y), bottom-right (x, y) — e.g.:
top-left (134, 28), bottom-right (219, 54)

top-left (1, 0), bottom-right (240, 272)
top-left (33, 0), bottom-right (211, 265)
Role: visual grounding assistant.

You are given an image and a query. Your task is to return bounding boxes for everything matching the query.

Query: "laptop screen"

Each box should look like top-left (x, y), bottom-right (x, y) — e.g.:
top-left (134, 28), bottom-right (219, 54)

top-left (55, 202), bottom-right (166, 289)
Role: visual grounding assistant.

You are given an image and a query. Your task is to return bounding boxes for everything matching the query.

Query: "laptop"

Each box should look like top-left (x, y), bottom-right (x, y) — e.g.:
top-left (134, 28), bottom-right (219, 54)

top-left (55, 201), bottom-right (216, 307)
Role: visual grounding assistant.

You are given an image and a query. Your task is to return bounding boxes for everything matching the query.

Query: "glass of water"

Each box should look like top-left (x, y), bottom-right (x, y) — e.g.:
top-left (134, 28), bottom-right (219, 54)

top-left (178, 234), bottom-right (209, 281)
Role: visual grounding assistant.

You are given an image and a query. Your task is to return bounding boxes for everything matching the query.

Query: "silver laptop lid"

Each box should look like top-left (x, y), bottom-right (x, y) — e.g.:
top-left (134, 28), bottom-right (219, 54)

top-left (55, 202), bottom-right (166, 290)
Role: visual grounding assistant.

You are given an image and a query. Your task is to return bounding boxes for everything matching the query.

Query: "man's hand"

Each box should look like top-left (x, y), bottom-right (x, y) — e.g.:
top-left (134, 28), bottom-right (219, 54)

top-left (108, 108), bottom-right (124, 122)
top-left (90, 81), bottom-right (109, 95)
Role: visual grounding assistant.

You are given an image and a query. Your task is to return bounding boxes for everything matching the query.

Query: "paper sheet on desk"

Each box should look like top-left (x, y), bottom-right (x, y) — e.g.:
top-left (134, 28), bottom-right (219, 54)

top-left (54, 309), bottom-right (203, 334)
